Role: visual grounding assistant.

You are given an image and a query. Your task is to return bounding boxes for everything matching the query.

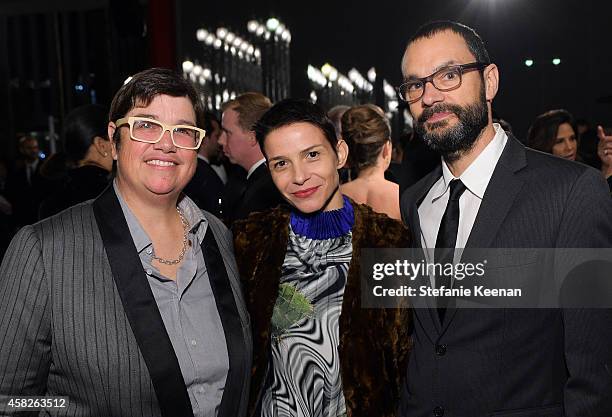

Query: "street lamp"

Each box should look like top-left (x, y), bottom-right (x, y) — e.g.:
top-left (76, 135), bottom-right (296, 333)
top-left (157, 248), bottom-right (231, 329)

top-left (266, 18), bottom-right (280, 32)
top-left (196, 28), bottom-right (208, 42)
top-left (182, 60), bottom-right (194, 73)
top-left (216, 27), bottom-right (228, 40)
top-left (367, 67), bottom-right (376, 83)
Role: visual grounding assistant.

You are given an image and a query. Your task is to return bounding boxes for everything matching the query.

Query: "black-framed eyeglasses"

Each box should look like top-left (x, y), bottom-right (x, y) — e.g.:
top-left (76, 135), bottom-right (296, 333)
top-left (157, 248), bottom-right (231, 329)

top-left (397, 62), bottom-right (489, 104)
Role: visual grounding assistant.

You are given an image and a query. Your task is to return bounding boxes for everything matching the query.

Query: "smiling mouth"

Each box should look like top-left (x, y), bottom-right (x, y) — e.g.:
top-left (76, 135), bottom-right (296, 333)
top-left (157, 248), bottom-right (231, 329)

top-left (146, 159), bottom-right (177, 167)
top-left (293, 186), bottom-right (320, 198)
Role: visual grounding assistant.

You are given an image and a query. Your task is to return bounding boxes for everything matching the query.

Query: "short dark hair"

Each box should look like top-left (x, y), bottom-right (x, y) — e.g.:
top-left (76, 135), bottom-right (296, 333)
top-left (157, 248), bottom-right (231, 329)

top-left (406, 21), bottom-right (491, 65)
top-left (254, 99), bottom-right (338, 156)
top-left (64, 104), bottom-right (109, 162)
top-left (109, 68), bottom-right (204, 144)
top-left (527, 109), bottom-right (577, 153)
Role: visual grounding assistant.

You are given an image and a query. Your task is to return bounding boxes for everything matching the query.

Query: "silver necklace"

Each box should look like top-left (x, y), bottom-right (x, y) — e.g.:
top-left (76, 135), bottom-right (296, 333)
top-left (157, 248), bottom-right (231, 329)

top-left (151, 207), bottom-right (190, 265)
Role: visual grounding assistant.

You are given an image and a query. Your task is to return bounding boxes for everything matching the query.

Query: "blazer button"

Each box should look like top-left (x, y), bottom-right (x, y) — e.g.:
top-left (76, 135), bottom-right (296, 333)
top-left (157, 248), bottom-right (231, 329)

top-left (433, 406), bottom-right (445, 416)
top-left (435, 344), bottom-right (447, 356)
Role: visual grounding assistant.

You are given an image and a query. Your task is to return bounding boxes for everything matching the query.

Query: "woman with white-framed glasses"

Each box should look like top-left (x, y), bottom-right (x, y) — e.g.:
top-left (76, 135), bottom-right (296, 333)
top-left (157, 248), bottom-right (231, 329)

top-left (0, 68), bottom-right (252, 417)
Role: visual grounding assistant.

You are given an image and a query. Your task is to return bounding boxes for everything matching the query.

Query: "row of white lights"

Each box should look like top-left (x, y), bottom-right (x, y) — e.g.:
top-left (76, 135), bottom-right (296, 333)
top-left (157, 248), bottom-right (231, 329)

top-left (383, 79), bottom-right (399, 112)
top-left (208, 90), bottom-right (237, 110)
top-left (308, 64), bottom-right (377, 95)
top-left (307, 65), bottom-right (327, 88)
top-left (196, 27), bottom-right (261, 62)
top-left (322, 64), bottom-right (353, 94)
top-left (247, 18), bottom-right (291, 43)
top-left (182, 60), bottom-right (228, 87)
top-left (199, 90), bottom-right (238, 111)
top-left (348, 68), bottom-right (374, 92)
top-left (524, 58), bottom-right (562, 67)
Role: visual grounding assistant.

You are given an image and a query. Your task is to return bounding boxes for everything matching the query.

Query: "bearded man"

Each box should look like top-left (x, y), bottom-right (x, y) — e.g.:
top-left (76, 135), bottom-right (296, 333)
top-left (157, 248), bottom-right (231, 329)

top-left (398, 21), bottom-right (612, 417)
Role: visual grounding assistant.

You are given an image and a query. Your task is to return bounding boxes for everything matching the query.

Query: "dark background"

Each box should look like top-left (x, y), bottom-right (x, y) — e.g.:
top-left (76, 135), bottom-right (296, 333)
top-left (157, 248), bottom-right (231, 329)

top-left (1, 0), bottom-right (611, 159)
top-left (177, 0), bottom-right (612, 138)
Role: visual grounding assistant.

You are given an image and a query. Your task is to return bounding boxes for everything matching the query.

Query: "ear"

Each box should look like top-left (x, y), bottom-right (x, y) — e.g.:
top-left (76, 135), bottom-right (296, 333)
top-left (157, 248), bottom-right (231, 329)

top-left (483, 63), bottom-right (499, 102)
top-left (247, 130), bottom-right (258, 147)
top-left (107, 122), bottom-right (119, 161)
top-left (382, 140), bottom-right (392, 160)
top-left (336, 139), bottom-right (349, 169)
top-left (92, 136), bottom-right (110, 156)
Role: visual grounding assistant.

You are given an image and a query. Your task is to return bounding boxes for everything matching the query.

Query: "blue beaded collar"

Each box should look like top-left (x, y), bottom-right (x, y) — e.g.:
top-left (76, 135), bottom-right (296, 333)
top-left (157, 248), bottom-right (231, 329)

top-left (290, 195), bottom-right (354, 240)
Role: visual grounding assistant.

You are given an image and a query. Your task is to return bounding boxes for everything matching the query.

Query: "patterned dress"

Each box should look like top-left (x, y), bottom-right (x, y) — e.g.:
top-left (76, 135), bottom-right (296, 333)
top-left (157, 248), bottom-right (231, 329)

top-left (261, 197), bottom-right (354, 417)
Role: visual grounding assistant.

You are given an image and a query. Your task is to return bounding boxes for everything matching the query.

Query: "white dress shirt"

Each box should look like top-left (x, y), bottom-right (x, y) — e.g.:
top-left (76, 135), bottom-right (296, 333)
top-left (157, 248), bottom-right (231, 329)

top-left (418, 124), bottom-right (508, 271)
top-left (247, 158), bottom-right (267, 180)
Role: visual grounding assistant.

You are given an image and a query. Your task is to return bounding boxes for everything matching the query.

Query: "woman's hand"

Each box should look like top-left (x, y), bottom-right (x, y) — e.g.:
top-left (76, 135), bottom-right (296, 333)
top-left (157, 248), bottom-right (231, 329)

top-left (596, 126), bottom-right (612, 178)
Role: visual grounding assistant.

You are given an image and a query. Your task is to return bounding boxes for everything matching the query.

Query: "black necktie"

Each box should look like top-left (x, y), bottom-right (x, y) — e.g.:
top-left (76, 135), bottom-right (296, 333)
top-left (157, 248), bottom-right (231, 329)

top-left (434, 179), bottom-right (467, 321)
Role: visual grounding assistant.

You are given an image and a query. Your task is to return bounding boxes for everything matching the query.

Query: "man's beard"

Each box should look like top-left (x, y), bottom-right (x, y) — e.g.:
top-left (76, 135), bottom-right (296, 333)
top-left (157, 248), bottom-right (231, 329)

top-left (414, 91), bottom-right (488, 162)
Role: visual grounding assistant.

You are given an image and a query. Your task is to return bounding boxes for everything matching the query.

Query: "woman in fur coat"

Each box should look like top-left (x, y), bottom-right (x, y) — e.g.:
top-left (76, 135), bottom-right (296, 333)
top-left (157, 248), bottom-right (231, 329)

top-left (233, 99), bottom-right (412, 417)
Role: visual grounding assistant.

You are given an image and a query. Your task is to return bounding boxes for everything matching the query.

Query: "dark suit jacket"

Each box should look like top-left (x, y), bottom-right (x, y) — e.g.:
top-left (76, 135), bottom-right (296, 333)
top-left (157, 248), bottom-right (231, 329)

top-left (184, 158), bottom-right (226, 217)
top-left (0, 186), bottom-right (252, 417)
top-left (5, 157), bottom-right (44, 226)
top-left (399, 135), bottom-right (612, 417)
top-left (38, 165), bottom-right (111, 219)
top-left (226, 163), bottom-right (284, 224)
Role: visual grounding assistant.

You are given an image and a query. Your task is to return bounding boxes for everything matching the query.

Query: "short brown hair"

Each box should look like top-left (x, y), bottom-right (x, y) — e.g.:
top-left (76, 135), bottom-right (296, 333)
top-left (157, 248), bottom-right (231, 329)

top-left (109, 68), bottom-right (204, 145)
top-left (222, 92), bottom-right (272, 132)
top-left (341, 104), bottom-right (391, 174)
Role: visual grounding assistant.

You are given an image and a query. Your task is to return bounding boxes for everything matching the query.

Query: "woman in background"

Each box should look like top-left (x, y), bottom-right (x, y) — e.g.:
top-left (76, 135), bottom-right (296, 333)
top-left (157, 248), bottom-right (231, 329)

top-left (39, 104), bottom-right (113, 218)
top-left (340, 104), bottom-right (400, 220)
top-left (527, 109), bottom-right (578, 161)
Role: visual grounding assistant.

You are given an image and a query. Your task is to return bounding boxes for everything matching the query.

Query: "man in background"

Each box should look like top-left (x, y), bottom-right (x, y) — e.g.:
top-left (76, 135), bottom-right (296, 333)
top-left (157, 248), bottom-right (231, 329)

top-left (184, 111), bottom-right (227, 217)
top-left (219, 92), bottom-right (283, 224)
top-left (5, 135), bottom-right (44, 227)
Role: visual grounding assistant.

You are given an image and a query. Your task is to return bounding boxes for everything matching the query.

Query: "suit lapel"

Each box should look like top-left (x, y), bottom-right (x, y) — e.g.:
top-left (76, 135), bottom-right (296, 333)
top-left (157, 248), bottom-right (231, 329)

top-left (404, 167), bottom-right (443, 336)
top-left (439, 135), bottom-right (527, 334)
top-left (93, 185), bottom-right (194, 417)
top-left (465, 135), bottom-right (527, 249)
top-left (201, 228), bottom-right (247, 417)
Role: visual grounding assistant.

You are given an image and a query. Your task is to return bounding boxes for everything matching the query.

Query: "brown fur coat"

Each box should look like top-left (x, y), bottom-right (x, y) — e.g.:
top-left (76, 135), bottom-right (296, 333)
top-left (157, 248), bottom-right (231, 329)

top-left (233, 202), bottom-right (412, 417)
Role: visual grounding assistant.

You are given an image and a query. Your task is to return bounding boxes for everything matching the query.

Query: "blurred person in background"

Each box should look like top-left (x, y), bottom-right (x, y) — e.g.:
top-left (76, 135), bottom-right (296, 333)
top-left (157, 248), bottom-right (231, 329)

top-left (0, 68), bottom-right (251, 417)
top-left (340, 104), bottom-right (401, 220)
top-left (575, 118), bottom-right (590, 138)
top-left (597, 125), bottom-right (612, 192)
top-left (184, 111), bottom-right (227, 217)
top-left (39, 104), bottom-right (113, 219)
top-left (0, 158), bottom-right (13, 259)
top-left (527, 109), bottom-right (578, 161)
top-left (234, 99), bottom-right (410, 417)
top-left (328, 104), bottom-right (351, 183)
top-left (219, 92), bottom-right (283, 224)
top-left (5, 135), bottom-right (44, 227)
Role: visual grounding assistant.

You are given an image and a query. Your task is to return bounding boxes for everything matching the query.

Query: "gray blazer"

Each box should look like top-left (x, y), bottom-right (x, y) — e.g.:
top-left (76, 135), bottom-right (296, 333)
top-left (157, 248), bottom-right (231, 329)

top-left (0, 186), bottom-right (252, 417)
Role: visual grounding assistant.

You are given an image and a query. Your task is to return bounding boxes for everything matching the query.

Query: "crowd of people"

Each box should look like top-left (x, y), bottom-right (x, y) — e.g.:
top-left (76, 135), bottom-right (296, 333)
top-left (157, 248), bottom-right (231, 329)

top-left (0, 19), bottom-right (611, 417)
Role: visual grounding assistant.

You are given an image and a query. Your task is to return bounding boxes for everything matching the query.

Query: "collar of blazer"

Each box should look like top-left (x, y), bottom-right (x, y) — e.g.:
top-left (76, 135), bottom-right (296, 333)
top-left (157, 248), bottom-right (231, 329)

top-left (404, 133), bottom-right (527, 251)
top-left (401, 134), bottom-right (528, 336)
top-left (232, 200), bottom-right (412, 417)
top-left (92, 185), bottom-right (247, 417)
